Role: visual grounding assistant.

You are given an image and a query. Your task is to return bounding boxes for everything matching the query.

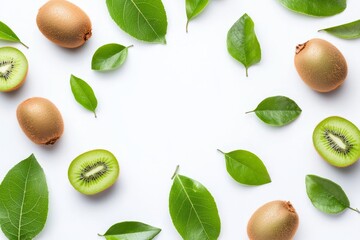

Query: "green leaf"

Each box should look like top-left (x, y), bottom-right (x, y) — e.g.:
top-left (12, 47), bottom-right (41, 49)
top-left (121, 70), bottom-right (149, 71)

top-left (0, 21), bottom-right (28, 48)
top-left (106, 0), bottom-right (168, 44)
top-left (185, 0), bottom-right (210, 32)
top-left (227, 13), bottom-right (261, 77)
top-left (99, 221), bottom-right (161, 240)
top-left (305, 174), bottom-right (359, 214)
top-left (169, 168), bottom-right (221, 240)
top-left (217, 149), bottom-right (271, 186)
top-left (246, 96), bottom-right (302, 126)
top-left (70, 74), bottom-right (98, 118)
top-left (0, 154), bottom-right (48, 240)
top-left (92, 43), bottom-right (133, 71)
top-left (277, 0), bottom-right (346, 17)
top-left (319, 19), bottom-right (360, 39)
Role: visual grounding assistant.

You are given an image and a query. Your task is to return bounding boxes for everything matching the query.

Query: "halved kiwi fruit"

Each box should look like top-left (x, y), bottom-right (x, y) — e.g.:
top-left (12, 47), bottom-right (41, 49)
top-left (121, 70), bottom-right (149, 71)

top-left (313, 116), bottom-right (360, 167)
top-left (68, 149), bottom-right (120, 195)
top-left (0, 47), bottom-right (28, 92)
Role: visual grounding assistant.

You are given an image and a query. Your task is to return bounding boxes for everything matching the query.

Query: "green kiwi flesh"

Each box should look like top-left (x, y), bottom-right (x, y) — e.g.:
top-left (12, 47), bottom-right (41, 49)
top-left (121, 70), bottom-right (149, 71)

top-left (0, 47), bottom-right (28, 92)
top-left (313, 116), bottom-right (360, 167)
top-left (68, 149), bottom-right (120, 195)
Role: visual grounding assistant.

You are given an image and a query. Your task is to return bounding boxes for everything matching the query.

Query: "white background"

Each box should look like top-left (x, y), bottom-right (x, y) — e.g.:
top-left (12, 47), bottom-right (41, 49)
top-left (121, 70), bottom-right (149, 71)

top-left (1, 0), bottom-right (360, 239)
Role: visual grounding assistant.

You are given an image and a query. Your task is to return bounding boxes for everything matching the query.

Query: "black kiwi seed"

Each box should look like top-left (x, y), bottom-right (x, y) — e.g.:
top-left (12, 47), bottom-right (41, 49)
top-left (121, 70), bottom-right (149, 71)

top-left (324, 129), bottom-right (353, 155)
top-left (80, 160), bottom-right (108, 183)
top-left (0, 60), bottom-right (14, 80)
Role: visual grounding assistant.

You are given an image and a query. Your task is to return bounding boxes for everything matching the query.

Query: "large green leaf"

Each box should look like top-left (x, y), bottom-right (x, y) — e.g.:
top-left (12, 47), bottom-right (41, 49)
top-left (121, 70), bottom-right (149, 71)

top-left (169, 170), bottom-right (221, 240)
top-left (218, 149), bottom-right (271, 186)
top-left (106, 0), bottom-right (167, 44)
top-left (0, 21), bottom-right (28, 48)
top-left (305, 175), bottom-right (359, 214)
top-left (227, 13), bottom-right (261, 77)
top-left (319, 19), bottom-right (360, 39)
top-left (278, 0), bottom-right (346, 17)
top-left (0, 154), bottom-right (48, 240)
top-left (99, 221), bottom-right (161, 240)
top-left (186, 0), bottom-right (210, 32)
top-left (246, 96), bottom-right (302, 126)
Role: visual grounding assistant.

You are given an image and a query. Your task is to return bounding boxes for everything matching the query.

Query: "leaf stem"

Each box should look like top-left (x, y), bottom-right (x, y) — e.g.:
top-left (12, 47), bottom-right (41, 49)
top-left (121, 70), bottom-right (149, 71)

top-left (20, 41), bottom-right (29, 49)
top-left (245, 110), bottom-right (254, 114)
top-left (348, 206), bottom-right (360, 214)
top-left (186, 20), bottom-right (190, 33)
top-left (93, 111), bottom-right (97, 118)
top-left (171, 165), bottom-right (180, 180)
top-left (217, 149), bottom-right (225, 155)
top-left (127, 44), bottom-right (134, 49)
top-left (245, 68), bottom-right (249, 77)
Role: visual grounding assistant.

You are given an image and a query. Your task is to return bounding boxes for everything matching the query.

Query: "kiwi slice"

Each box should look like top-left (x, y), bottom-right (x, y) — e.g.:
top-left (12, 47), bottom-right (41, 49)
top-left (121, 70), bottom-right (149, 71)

top-left (313, 116), bottom-right (360, 167)
top-left (0, 47), bottom-right (28, 92)
top-left (68, 149), bottom-right (120, 195)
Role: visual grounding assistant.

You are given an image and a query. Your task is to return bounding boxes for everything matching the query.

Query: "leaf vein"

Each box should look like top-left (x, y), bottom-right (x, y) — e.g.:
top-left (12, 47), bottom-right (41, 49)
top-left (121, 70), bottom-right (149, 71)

top-left (176, 176), bottom-right (211, 240)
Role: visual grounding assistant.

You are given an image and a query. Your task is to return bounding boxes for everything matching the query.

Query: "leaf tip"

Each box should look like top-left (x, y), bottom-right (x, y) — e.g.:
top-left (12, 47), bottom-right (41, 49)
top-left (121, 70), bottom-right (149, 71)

top-left (348, 207), bottom-right (360, 214)
top-left (217, 149), bottom-right (225, 155)
top-left (171, 165), bottom-right (180, 180)
top-left (20, 41), bottom-right (29, 49)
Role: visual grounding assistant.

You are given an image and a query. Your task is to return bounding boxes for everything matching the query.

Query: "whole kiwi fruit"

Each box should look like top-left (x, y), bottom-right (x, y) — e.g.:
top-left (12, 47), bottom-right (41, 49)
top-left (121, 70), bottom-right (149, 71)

top-left (313, 116), bottom-right (360, 167)
top-left (36, 0), bottom-right (92, 48)
top-left (17, 97), bottom-right (64, 145)
top-left (294, 38), bottom-right (347, 92)
top-left (247, 200), bottom-right (299, 240)
top-left (0, 47), bottom-right (28, 92)
top-left (68, 149), bottom-right (120, 195)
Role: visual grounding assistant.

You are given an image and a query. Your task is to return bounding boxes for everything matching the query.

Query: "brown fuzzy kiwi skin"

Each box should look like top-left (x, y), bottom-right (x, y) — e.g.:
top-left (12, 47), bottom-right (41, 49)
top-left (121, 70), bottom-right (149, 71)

top-left (247, 200), bottom-right (299, 240)
top-left (16, 97), bottom-right (64, 145)
top-left (36, 0), bottom-right (92, 48)
top-left (294, 38), bottom-right (347, 93)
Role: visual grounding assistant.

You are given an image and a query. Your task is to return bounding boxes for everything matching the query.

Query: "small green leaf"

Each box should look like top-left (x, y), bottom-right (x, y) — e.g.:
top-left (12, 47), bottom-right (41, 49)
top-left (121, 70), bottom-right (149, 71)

top-left (227, 13), bottom-right (261, 77)
top-left (277, 0), bottom-right (346, 17)
top-left (246, 96), bottom-right (302, 126)
top-left (99, 221), bottom-right (161, 240)
top-left (92, 43), bottom-right (133, 71)
top-left (305, 174), bottom-right (359, 214)
top-left (169, 168), bottom-right (221, 240)
top-left (185, 0), bottom-right (210, 32)
top-left (0, 154), bottom-right (48, 240)
top-left (217, 149), bottom-right (271, 186)
top-left (0, 21), bottom-right (28, 48)
top-left (319, 19), bottom-right (360, 39)
top-left (70, 75), bottom-right (98, 117)
top-left (106, 0), bottom-right (168, 44)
